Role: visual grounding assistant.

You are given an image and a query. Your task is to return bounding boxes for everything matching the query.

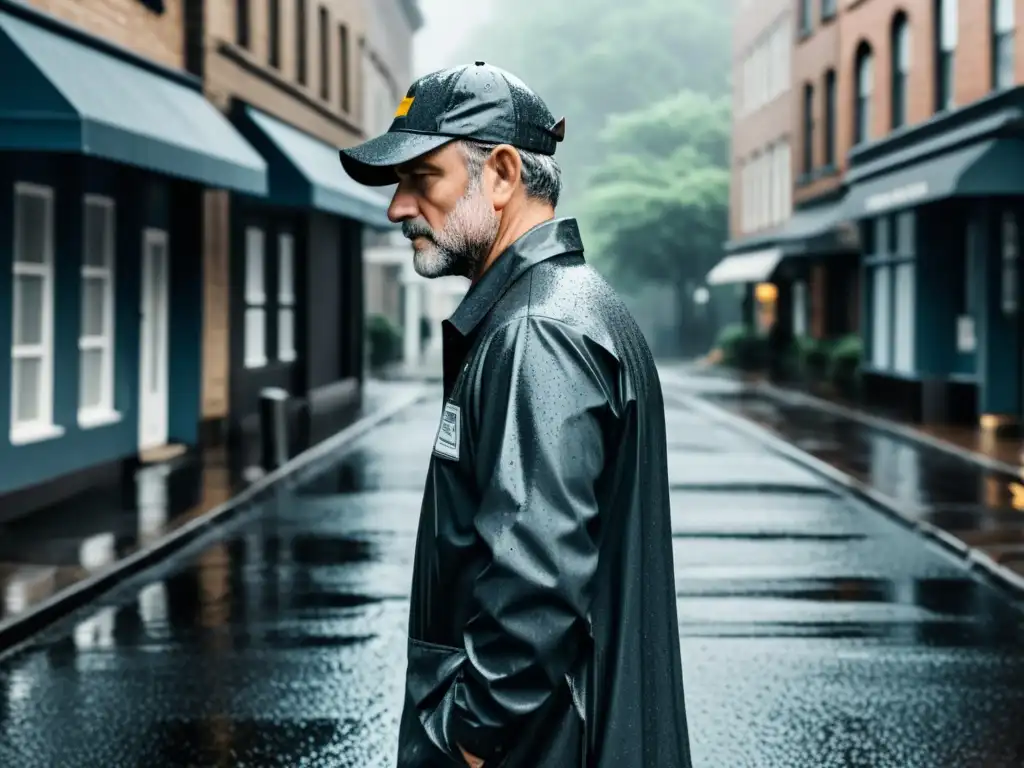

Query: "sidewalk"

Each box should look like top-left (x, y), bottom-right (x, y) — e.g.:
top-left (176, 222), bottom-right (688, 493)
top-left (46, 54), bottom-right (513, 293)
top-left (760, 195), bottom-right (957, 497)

top-left (0, 379), bottom-right (430, 650)
top-left (659, 364), bottom-right (1024, 600)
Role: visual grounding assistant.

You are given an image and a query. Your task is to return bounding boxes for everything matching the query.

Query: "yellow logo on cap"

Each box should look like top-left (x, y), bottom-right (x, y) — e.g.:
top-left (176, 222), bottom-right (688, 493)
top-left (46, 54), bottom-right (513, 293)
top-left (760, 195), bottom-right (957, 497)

top-left (394, 97), bottom-right (414, 117)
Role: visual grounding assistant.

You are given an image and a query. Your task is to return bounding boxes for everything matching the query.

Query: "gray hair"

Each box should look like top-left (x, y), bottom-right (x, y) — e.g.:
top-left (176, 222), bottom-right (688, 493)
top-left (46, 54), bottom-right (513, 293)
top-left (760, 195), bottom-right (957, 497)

top-left (459, 140), bottom-right (563, 208)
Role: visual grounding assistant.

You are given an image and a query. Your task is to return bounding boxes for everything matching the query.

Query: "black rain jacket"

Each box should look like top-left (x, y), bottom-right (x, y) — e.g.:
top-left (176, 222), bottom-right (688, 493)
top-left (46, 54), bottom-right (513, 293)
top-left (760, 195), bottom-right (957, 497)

top-left (397, 217), bottom-right (691, 767)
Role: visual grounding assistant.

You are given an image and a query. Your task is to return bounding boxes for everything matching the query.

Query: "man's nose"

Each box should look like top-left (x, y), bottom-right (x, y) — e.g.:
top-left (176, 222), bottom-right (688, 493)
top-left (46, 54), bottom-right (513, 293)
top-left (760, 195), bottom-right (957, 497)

top-left (388, 190), bottom-right (418, 223)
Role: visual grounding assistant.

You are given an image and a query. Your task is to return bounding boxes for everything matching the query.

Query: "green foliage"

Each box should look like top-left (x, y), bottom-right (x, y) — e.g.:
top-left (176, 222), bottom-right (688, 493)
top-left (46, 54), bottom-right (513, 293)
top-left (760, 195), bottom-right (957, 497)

top-left (366, 314), bottom-right (403, 368)
top-left (448, 0), bottom-right (732, 210)
top-left (794, 336), bottom-right (833, 379)
top-left (828, 334), bottom-right (864, 395)
top-left (581, 91), bottom-right (731, 290)
top-left (715, 323), bottom-right (764, 371)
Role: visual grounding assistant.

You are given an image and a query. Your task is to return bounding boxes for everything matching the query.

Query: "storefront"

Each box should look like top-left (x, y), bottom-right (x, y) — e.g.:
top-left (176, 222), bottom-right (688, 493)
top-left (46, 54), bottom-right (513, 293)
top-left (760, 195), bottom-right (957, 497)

top-left (0, 5), bottom-right (266, 517)
top-left (229, 105), bottom-right (392, 447)
top-left (709, 192), bottom-right (858, 341)
top-left (843, 86), bottom-right (1024, 426)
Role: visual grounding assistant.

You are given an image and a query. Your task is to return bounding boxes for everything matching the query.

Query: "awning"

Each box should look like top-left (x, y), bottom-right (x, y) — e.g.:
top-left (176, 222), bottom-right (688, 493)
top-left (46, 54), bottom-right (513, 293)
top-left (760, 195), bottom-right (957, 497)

top-left (238, 106), bottom-right (392, 229)
top-left (845, 139), bottom-right (1024, 218)
top-left (783, 197), bottom-right (859, 254)
top-left (0, 10), bottom-right (266, 194)
top-left (706, 248), bottom-right (784, 285)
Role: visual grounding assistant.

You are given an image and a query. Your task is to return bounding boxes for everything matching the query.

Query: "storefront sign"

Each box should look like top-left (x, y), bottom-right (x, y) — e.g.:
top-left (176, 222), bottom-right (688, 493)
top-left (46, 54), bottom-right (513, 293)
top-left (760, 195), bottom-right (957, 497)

top-left (864, 181), bottom-right (929, 213)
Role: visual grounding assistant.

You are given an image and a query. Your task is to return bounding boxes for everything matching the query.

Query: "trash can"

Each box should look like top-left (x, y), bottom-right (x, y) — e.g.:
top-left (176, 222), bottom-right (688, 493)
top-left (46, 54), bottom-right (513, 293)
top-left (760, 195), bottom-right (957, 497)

top-left (259, 387), bottom-right (290, 471)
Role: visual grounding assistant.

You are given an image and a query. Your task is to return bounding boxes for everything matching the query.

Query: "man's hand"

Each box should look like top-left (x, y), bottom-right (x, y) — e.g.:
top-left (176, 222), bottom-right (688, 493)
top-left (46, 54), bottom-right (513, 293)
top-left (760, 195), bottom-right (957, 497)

top-left (459, 745), bottom-right (484, 767)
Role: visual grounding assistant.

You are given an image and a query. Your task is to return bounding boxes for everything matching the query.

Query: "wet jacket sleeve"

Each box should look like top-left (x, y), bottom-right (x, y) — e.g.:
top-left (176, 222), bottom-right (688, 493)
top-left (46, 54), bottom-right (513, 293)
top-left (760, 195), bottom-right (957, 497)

top-left (450, 315), bottom-right (614, 760)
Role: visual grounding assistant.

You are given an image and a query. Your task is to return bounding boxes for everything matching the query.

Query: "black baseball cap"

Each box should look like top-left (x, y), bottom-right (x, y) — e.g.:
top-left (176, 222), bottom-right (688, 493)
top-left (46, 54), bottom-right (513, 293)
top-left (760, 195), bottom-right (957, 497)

top-left (339, 62), bottom-right (565, 187)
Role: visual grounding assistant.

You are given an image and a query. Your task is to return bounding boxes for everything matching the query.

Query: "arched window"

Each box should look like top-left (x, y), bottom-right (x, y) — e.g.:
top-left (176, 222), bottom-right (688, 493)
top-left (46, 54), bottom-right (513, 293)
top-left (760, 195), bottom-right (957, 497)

top-left (891, 13), bottom-right (910, 128)
top-left (993, 0), bottom-right (1015, 90)
top-left (854, 43), bottom-right (873, 144)
top-left (823, 69), bottom-right (836, 165)
top-left (802, 83), bottom-right (815, 173)
top-left (935, 0), bottom-right (957, 111)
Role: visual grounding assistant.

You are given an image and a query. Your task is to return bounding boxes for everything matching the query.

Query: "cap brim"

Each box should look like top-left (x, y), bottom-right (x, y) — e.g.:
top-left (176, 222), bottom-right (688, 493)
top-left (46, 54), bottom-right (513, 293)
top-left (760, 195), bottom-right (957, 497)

top-left (339, 131), bottom-right (455, 187)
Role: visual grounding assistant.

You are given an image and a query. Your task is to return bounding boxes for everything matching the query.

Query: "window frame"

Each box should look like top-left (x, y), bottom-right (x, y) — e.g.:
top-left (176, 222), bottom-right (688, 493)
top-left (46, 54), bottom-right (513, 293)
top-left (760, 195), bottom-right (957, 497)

top-left (338, 23), bottom-right (350, 112)
top-left (78, 194), bottom-right (118, 427)
top-left (993, 0), bottom-right (1015, 91)
top-left (296, 0), bottom-right (308, 85)
top-left (11, 182), bottom-right (60, 444)
top-left (277, 232), bottom-right (296, 362)
top-left (802, 82), bottom-right (815, 174)
top-left (891, 15), bottom-right (910, 129)
top-left (235, 0), bottom-right (250, 48)
top-left (244, 226), bottom-right (267, 368)
top-left (318, 5), bottom-right (330, 100)
top-left (935, 0), bottom-right (958, 112)
top-left (854, 45), bottom-right (873, 145)
top-left (268, 0), bottom-right (280, 68)
top-left (823, 69), bottom-right (836, 165)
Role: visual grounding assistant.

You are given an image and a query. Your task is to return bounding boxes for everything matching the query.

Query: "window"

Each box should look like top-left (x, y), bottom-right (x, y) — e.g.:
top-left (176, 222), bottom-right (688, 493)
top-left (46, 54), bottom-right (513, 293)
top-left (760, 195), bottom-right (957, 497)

top-left (319, 6), bottom-right (329, 100)
top-left (779, 143), bottom-right (791, 219)
top-left (80, 196), bottom-right (116, 424)
top-left (1002, 210), bottom-right (1019, 314)
top-left (892, 212), bottom-right (916, 373)
top-left (854, 44), bottom-right (873, 144)
top-left (802, 83), bottom-right (815, 174)
top-left (296, 0), bottom-right (307, 85)
top-left (869, 217), bottom-right (891, 369)
top-left (244, 227), bottom-right (266, 368)
top-left (993, 0), bottom-right (1015, 91)
top-left (793, 281), bottom-right (808, 336)
top-left (891, 14), bottom-right (910, 128)
top-left (235, 0), bottom-right (249, 48)
top-left (338, 24), bottom-right (350, 112)
top-left (11, 184), bottom-right (56, 443)
top-left (823, 69), bottom-right (836, 164)
top-left (935, 0), bottom-right (957, 111)
top-left (277, 233), bottom-right (296, 362)
top-left (821, 0), bottom-right (836, 21)
top-left (268, 0), bottom-right (280, 68)
top-left (800, 0), bottom-right (813, 34)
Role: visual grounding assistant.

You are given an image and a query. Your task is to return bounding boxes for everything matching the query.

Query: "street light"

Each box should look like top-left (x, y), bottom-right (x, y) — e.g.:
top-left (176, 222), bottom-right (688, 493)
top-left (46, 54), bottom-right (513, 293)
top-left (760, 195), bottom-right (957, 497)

top-left (693, 286), bottom-right (710, 305)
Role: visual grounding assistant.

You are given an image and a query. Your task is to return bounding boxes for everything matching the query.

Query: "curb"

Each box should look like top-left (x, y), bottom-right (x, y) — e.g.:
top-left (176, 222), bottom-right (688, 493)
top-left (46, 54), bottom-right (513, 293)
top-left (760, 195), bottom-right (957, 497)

top-left (755, 380), bottom-right (1024, 478)
top-left (0, 385), bottom-right (431, 653)
top-left (666, 388), bottom-right (1024, 603)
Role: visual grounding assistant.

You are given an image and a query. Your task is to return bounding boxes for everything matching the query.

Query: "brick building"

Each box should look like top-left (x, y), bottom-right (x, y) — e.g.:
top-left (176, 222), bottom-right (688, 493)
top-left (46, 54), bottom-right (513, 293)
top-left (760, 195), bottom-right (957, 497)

top-left (0, 0), bottom-right (416, 522)
top-left (0, 0), bottom-right (266, 519)
top-left (718, 0), bottom-right (1024, 429)
top-left (197, 0), bottom-right (407, 447)
top-left (708, 0), bottom-right (793, 325)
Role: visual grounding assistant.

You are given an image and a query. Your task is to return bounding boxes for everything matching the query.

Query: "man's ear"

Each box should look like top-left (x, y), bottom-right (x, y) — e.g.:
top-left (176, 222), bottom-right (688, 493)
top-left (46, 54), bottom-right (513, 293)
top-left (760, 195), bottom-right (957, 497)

top-left (487, 144), bottom-right (521, 209)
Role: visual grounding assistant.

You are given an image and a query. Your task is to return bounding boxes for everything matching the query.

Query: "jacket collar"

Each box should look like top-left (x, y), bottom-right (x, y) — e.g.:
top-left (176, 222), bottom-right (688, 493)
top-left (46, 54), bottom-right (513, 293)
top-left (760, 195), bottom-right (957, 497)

top-left (446, 217), bottom-right (584, 337)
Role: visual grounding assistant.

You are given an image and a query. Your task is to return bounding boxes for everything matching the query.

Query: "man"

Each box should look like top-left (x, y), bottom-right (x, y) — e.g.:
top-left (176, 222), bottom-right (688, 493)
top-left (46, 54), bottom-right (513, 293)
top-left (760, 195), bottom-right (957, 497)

top-left (339, 62), bottom-right (692, 768)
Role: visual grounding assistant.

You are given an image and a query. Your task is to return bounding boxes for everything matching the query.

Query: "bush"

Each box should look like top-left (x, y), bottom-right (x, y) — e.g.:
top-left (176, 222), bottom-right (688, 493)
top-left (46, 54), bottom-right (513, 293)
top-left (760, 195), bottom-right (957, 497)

top-left (366, 314), bottom-right (403, 368)
top-left (828, 334), bottom-right (863, 395)
top-left (795, 336), bottom-right (833, 380)
top-left (714, 323), bottom-right (765, 370)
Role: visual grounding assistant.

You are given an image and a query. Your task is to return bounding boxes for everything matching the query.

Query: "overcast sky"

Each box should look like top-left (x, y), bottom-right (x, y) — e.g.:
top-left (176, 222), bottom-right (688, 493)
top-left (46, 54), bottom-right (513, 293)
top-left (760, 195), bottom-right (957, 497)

top-left (414, 0), bottom-right (494, 76)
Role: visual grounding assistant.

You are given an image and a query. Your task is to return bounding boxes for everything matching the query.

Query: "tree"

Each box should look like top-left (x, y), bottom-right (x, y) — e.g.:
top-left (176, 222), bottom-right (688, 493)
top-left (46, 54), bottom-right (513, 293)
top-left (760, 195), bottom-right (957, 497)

top-left (581, 91), bottom-right (730, 351)
top-left (447, 0), bottom-right (732, 209)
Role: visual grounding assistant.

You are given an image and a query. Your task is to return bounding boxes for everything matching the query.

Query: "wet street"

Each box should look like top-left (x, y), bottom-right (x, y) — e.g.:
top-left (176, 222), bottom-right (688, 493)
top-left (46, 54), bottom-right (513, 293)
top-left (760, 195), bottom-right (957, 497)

top-left (3, 388), bottom-right (1024, 766)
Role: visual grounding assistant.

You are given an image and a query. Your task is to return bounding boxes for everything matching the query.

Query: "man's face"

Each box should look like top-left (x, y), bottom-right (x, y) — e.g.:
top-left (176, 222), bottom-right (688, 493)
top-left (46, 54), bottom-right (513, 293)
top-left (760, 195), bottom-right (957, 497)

top-left (388, 143), bottom-right (500, 279)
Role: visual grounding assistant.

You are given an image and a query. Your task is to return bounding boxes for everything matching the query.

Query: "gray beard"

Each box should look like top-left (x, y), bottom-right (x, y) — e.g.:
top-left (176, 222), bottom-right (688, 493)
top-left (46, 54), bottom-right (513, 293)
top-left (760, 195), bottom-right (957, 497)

top-left (408, 187), bottom-right (499, 280)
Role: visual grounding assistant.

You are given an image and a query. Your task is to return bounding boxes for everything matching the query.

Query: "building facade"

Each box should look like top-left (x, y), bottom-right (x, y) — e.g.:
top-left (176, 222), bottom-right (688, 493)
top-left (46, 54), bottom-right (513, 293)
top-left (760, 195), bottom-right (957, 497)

top-left (0, 0), bottom-right (267, 519)
top-left (198, 0), bottom-right (402, 447)
top-left (359, 0), bottom-right (465, 375)
top-left (711, 0), bottom-right (794, 332)
top-left (715, 0), bottom-right (1024, 431)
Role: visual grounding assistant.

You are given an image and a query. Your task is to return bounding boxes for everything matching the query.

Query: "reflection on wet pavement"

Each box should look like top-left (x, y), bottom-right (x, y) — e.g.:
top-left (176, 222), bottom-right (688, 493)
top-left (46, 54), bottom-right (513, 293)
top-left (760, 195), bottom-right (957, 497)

top-left (701, 388), bottom-right (1024, 579)
top-left (0, 381), bottom-right (426, 632)
top-left (2, 386), bottom-right (1024, 765)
